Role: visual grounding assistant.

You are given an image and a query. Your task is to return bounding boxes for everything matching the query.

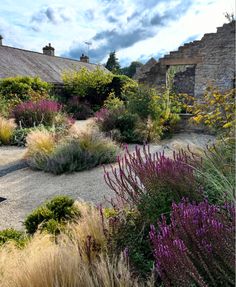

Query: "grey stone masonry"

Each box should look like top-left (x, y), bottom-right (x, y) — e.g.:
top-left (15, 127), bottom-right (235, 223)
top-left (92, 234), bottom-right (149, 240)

top-left (134, 21), bottom-right (236, 98)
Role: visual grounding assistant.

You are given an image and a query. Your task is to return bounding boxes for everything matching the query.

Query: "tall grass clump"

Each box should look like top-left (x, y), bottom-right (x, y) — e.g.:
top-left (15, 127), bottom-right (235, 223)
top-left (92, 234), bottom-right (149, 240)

top-left (0, 201), bottom-right (152, 287)
top-left (196, 137), bottom-right (235, 204)
top-left (0, 115), bottom-right (17, 145)
top-left (26, 128), bottom-right (118, 174)
top-left (150, 200), bottom-right (235, 286)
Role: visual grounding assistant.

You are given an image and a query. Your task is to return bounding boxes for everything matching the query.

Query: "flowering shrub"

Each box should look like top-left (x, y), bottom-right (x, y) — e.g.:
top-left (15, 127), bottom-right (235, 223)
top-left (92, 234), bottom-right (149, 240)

top-left (104, 145), bottom-right (202, 208)
top-left (190, 87), bottom-right (235, 135)
top-left (12, 99), bottom-right (61, 127)
top-left (0, 116), bottom-right (17, 145)
top-left (150, 200), bottom-right (235, 286)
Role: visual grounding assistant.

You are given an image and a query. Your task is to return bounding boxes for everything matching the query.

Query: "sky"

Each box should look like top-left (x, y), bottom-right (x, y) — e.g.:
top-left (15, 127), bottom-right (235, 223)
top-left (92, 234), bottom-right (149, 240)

top-left (0, 0), bottom-right (234, 67)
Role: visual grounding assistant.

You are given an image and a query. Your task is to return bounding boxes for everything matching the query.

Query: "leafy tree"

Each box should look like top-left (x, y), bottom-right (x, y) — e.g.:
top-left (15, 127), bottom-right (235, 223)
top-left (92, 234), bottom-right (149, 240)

top-left (120, 61), bottom-right (143, 78)
top-left (105, 51), bottom-right (120, 74)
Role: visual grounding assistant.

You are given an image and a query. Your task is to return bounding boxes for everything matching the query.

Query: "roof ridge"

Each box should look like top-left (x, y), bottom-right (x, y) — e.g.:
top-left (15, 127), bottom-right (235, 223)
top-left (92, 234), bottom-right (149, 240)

top-left (0, 44), bottom-right (99, 66)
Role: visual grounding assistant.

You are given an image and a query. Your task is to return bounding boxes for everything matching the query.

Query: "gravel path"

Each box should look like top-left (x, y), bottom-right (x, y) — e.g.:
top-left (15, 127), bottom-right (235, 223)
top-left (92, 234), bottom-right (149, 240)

top-left (0, 131), bottom-right (215, 230)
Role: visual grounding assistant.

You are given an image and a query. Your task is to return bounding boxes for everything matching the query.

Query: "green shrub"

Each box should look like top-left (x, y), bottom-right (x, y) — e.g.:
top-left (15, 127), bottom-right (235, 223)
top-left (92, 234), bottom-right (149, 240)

top-left (0, 228), bottom-right (27, 247)
top-left (0, 76), bottom-right (51, 107)
top-left (62, 67), bottom-right (113, 108)
top-left (24, 196), bottom-right (80, 234)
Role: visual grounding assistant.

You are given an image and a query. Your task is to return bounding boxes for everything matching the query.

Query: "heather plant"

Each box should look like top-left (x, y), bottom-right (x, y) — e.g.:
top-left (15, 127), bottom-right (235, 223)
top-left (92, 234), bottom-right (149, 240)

top-left (12, 99), bottom-right (62, 128)
top-left (150, 200), bottom-right (235, 286)
top-left (0, 115), bottom-right (17, 145)
top-left (24, 196), bottom-right (81, 234)
top-left (103, 146), bottom-right (203, 276)
top-left (104, 145), bottom-right (202, 209)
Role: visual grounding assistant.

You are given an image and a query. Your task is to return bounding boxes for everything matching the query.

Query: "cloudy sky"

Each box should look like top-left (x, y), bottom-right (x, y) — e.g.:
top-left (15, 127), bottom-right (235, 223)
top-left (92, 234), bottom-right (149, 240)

top-left (0, 0), bottom-right (234, 66)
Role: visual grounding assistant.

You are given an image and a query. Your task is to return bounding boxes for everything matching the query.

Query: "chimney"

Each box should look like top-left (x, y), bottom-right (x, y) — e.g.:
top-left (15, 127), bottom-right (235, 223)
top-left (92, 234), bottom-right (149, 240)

top-left (80, 53), bottom-right (89, 63)
top-left (42, 43), bottom-right (55, 56)
top-left (0, 35), bottom-right (3, 46)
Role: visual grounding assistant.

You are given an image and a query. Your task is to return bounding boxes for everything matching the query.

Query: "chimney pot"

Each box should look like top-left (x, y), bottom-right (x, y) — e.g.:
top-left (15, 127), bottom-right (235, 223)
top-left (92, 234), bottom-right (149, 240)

top-left (0, 35), bottom-right (3, 46)
top-left (80, 54), bottom-right (89, 63)
top-left (42, 43), bottom-right (55, 56)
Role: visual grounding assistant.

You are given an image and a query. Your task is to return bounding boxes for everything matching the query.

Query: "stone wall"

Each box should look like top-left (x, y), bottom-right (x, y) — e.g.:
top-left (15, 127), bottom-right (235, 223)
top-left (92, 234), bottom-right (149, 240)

top-left (173, 66), bottom-right (195, 95)
top-left (134, 21), bottom-right (235, 98)
top-left (194, 21), bottom-right (235, 97)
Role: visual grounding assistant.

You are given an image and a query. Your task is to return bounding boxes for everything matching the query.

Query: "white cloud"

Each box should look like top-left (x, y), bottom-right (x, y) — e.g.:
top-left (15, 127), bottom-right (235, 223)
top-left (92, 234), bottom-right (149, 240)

top-left (0, 0), bottom-right (234, 66)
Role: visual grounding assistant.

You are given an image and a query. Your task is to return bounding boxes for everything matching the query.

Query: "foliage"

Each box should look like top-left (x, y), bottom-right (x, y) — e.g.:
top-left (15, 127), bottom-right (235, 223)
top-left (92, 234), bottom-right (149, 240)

top-left (105, 51), bottom-right (121, 74)
top-left (62, 67), bottom-right (113, 101)
top-left (104, 145), bottom-right (202, 208)
top-left (190, 87), bottom-right (235, 135)
top-left (104, 146), bottom-right (203, 276)
top-left (12, 99), bottom-right (62, 128)
top-left (104, 92), bottom-right (124, 111)
top-left (0, 76), bottom-right (51, 108)
top-left (0, 96), bottom-right (9, 117)
top-left (120, 61), bottom-right (143, 78)
top-left (26, 130), bottom-right (118, 174)
top-left (0, 116), bottom-right (17, 145)
top-left (24, 196), bottom-right (80, 234)
top-left (150, 200), bottom-right (235, 286)
top-left (95, 108), bottom-right (145, 143)
top-left (66, 96), bottom-right (93, 120)
top-left (195, 137), bottom-right (235, 204)
top-left (0, 228), bottom-right (27, 247)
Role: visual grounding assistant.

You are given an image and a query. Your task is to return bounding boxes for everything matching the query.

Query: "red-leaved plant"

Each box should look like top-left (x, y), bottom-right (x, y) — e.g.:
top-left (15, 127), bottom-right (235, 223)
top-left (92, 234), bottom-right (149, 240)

top-left (150, 200), bottom-right (235, 286)
top-left (13, 100), bottom-right (61, 127)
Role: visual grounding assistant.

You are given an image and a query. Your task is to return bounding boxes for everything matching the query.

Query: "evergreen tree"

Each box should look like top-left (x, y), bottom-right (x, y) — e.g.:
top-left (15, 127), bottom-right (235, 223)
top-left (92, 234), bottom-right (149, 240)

top-left (105, 51), bottom-right (120, 74)
top-left (120, 61), bottom-right (143, 78)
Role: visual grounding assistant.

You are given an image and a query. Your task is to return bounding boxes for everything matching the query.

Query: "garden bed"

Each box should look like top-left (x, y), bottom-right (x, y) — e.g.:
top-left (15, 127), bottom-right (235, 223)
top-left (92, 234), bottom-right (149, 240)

top-left (0, 132), bottom-right (215, 230)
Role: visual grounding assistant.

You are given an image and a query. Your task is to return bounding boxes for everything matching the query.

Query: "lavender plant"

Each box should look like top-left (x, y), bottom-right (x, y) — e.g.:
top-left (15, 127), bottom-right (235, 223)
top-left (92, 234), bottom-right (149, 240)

top-left (150, 200), bottom-right (235, 286)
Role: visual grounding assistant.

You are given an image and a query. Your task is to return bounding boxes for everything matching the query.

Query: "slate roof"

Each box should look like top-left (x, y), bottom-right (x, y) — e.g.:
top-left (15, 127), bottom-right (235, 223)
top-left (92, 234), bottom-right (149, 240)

top-left (0, 45), bottom-right (107, 83)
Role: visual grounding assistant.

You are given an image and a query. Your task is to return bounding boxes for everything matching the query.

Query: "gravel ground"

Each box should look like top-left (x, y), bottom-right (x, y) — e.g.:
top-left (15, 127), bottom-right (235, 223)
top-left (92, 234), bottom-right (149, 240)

top-left (0, 130), bottom-right (215, 230)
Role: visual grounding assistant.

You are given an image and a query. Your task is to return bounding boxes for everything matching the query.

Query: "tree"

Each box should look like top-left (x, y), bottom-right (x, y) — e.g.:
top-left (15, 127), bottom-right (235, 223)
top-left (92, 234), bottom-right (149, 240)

top-left (120, 61), bottom-right (143, 78)
top-left (105, 51), bottom-right (120, 74)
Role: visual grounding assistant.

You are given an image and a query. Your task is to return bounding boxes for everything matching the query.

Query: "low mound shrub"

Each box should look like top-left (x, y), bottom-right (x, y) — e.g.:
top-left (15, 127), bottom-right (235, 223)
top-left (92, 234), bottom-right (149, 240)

top-left (12, 99), bottom-right (62, 128)
top-left (0, 228), bottom-right (27, 247)
top-left (0, 115), bottom-right (17, 145)
top-left (24, 196), bottom-right (81, 234)
top-left (26, 129), bottom-right (118, 174)
top-left (150, 200), bottom-right (235, 286)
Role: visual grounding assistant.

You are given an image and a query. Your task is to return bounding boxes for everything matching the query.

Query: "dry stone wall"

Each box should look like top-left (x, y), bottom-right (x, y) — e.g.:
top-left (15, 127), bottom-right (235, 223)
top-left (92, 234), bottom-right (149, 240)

top-left (134, 21), bottom-right (235, 98)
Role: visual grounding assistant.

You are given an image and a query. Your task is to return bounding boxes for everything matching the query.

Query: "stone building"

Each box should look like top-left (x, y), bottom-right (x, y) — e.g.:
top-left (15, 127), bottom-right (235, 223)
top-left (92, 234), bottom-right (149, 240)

top-left (134, 21), bottom-right (235, 97)
top-left (0, 41), bottom-right (106, 84)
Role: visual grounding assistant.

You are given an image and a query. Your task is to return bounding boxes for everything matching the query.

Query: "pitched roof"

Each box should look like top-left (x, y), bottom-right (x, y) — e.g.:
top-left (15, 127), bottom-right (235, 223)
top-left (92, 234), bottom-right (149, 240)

top-left (0, 45), bottom-right (107, 83)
